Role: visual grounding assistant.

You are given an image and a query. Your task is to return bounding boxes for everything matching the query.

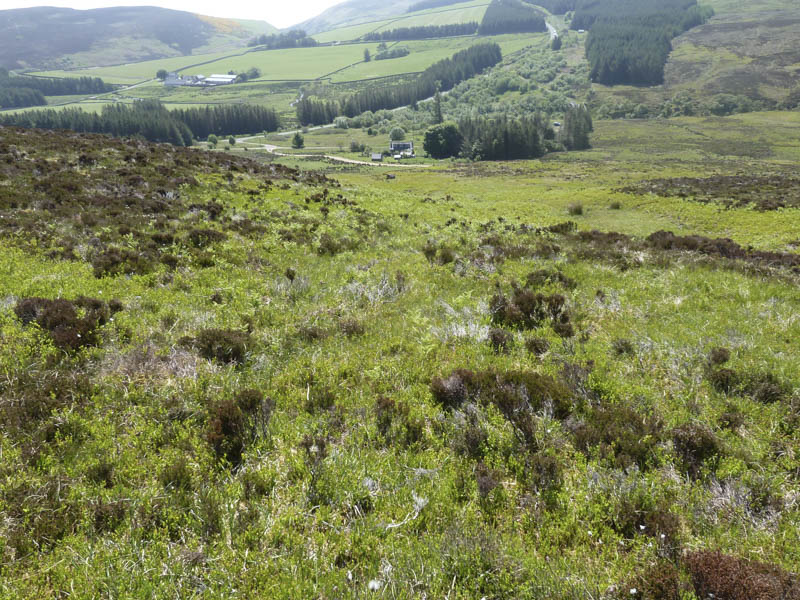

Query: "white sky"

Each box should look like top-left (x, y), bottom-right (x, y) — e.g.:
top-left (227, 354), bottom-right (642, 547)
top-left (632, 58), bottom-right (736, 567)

top-left (1, 1), bottom-right (346, 28)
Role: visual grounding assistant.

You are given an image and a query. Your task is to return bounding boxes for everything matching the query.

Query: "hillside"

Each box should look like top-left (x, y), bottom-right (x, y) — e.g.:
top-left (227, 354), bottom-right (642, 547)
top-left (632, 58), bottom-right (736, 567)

top-left (0, 7), bottom-right (276, 71)
top-left (293, 0), bottom-right (430, 35)
top-left (1, 108), bottom-right (800, 596)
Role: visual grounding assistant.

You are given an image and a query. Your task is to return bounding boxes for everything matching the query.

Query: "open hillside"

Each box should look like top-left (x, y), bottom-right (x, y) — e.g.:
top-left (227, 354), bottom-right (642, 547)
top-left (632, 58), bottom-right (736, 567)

top-left (571, 0), bottom-right (800, 116)
top-left (0, 7), bottom-right (275, 71)
top-left (293, 0), bottom-right (423, 35)
top-left (313, 0), bottom-right (491, 44)
top-left (1, 107), bottom-right (799, 596)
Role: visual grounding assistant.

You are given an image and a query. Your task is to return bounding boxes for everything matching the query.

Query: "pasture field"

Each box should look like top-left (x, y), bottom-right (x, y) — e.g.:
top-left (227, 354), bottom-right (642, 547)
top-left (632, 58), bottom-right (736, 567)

top-left (328, 34), bottom-right (542, 82)
top-left (1, 109), bottom-right (799, 598)
top-left (313, 0), bottom-right (491, 43)
top-left (30, 49), bottom-right (241, 84)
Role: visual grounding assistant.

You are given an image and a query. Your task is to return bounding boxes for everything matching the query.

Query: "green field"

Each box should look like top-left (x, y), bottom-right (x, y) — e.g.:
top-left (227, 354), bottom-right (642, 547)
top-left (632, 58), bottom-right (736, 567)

top-left (31, 49), bottom-right (243, 84)
top-left (314, 0), bottom-right (491, 43)
top-left (329, 34), bottom-right (537, 82)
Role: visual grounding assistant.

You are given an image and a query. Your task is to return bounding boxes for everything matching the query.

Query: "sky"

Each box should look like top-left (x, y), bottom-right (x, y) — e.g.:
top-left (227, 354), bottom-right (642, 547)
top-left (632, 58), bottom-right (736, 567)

top-left (1, 0), bottom-right (346, 28)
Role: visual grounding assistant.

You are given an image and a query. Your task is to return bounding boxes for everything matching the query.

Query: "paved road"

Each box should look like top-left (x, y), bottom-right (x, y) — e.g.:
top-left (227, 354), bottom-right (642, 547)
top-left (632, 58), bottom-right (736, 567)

top-left (546, 22), bottom-right (558, 40)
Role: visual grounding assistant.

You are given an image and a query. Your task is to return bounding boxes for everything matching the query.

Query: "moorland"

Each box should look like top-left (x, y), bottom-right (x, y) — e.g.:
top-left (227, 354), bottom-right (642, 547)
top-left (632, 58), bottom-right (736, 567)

top-left (0, 0), bottom-right (799, 597)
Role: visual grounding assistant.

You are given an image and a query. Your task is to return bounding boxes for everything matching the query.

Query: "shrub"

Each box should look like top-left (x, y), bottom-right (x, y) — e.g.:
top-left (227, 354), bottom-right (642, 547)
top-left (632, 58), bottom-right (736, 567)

top-left (626, 561), bottom-right (683, 600)
top-left (744, 371), bottom-right (790, 404)
top-left (525, 268), bottom-right (576, 290)
top-left (525, 336), bottom-right (550, 356)
top-left (612, 338), bottom-right (635, 356)
top-left (207, 398), bottom-right (247, 466)
top-left (452, 404), bottom-right (487, 459)
top-left (87, 460), bottom-right (115, 488)
top-left (490, 285), bottom-right (567, 330)
top-left (686, 551), bottom-right (800, 600)
top-left (91, 247), bottom-right (153, 277)
top-left (552, 320), bottom-right (575, 338)
top-left (2, 476), bottom-right (80, 556)
top-left (195, 329), bottom-right (251, 364)
top-left (375, 396), bottom-right (423, 447)
top-left (432, 368), bottom-right (573, 454)
top-left (187, 228), bottom-right (226, 249)
top-left (339, 318), bottom-right (365, 337)
top-left (609, 201), bottom-right (622, 210)
top-left (671, 423), bottom-right (720, 478)
top-left (298, 325), bottom-right (328, 342)
top-left (567, 202), bottom-right (584, 215)
top-left (13, 296), bottom-right (118, 351)
top-left (708, 346), bottom-right (731, 366)
top-left (572, 404), bottom-right (662, 469)
top-left (708, 367), bottom-right (739, 394)
top-left (159, 456), bottom-right (193, 491)
top-left (487, 328), bottom-right (513, 353)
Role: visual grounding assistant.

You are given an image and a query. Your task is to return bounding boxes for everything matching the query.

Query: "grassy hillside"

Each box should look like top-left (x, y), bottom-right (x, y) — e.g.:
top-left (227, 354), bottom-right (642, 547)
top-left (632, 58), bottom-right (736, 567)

top-left (293, 0), bottom-right (422, 34)
top-left (581, 0), bottom-right (800, 115)
top-left (0, 7), bottom-right (275, 71)
top-left (313, 0), bottom-right (490, 43)
top-left (0, 110), bottom-right (799, 597)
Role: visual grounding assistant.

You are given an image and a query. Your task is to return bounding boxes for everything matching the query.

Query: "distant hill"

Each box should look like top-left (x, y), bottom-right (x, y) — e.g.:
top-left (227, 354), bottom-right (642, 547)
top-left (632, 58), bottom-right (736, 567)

top-left (292, 0), bottom-right (422, 35)
top-left (0, 7), bottom-right (276, 71)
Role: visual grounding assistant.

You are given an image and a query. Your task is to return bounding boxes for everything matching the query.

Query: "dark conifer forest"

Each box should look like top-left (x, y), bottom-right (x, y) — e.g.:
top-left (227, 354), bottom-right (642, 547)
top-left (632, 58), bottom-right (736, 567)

top-left (0, 70), bottom-right (113, 109)
top-left (248, 30), bottom-right (318, 49)
top-left (573, 0), bottom-right (713, 85)
top-left (0, 101), bottom-right (279, 145)
top-left (479, 0), bottom-right (547, 35)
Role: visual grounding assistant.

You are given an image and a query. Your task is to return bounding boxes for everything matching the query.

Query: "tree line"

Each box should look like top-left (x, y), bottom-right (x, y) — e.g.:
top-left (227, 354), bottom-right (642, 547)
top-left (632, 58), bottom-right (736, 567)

top-left (0, 100), bottom-right (280, 146)
top-left (342, 42), bottom-right (502, 117)
top-left (375, 47), bottom-right (411, 60)
top-left (169, 104), bottom-right (279, 139)
top-left (296, 43), bottom-right (502, 125)
top-left (573, 0), bottom-right (713, 85)
top-left (0, 87), bottom-right (46, 110)
top-left (362, 22), bottom-right (478, 42)
top-left (423, 104), bottom-right (590, 160)
top-left (0, 70), bottom-right (113, 109)
top-left (248, 30), bottom-right (319, 49)
top-left (479, 0), bottom-right (547, 35)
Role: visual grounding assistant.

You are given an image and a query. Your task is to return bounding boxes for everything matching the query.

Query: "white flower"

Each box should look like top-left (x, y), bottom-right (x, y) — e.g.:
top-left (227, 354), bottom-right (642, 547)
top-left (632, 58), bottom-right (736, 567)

top-left (630, 588), bottom-right (637, 595)
top-left (368, 579), bottom-right (382, 591)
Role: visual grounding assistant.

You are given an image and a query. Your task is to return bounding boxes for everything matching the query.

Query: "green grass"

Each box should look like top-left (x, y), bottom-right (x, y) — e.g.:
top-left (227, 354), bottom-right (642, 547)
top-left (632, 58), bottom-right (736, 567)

top-left (1, 109), bottom-right (799, 598)
top-left (313, 0), bottom-right (491, 43)
top-left (330, 34), bottom-right (542, 82)
top-left (31, 49), bottom-right (243, 84)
